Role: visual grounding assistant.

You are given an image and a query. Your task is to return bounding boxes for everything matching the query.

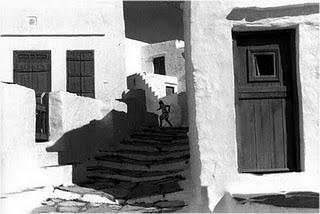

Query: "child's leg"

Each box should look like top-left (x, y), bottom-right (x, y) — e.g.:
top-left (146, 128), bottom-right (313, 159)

top-left (159, 118), bottom-right (163, 127)
top-left (165, 118), bottom-right (173, 127)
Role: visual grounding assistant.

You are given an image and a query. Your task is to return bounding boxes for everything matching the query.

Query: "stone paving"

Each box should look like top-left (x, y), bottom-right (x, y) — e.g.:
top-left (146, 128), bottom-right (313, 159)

top-left (32, 127), bottom-right (190, 213)
top-left (31, 185), bottom-right (186, 213)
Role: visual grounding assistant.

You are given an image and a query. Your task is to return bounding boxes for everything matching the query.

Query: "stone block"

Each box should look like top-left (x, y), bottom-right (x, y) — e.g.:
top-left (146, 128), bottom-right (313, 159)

top-left (154, 200), bottom-right (185, 208)
top-left (58, 200), bottom-right (87, 207)
top-left (52, 189), bottom-right (81, 200)
top-left (81, 193), bottom-right (118, 204)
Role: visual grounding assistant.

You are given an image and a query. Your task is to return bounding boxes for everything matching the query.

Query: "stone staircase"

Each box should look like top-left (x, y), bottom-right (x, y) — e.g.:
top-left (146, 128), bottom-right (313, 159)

top-left (81, 127), bottom-right (189, 204)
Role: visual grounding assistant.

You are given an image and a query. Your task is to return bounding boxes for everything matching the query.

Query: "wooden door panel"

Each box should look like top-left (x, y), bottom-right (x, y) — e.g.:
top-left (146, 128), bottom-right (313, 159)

top-left (238, 100), bottom-right (257, 170)
top-left (81, 52), bottom-right (94, 61)
top-left (13, 51), bottom-right (51, 100)
top-left (272, 99), bottom-right (287, 168)
top-left (81, 92), bottom-right (95, 98)
top-left (81, 77), bottom-right (94, 93)
top-left (81, 61), bottom-right (94, 76)
top-left (233, 30), bottom-right (298, 172)
top-left (67, 60), bottom-right (81, 76)
top-left (239, 98), bottom-right (288, 172)
top-left (14, 72), bottom-right (31, 88)
top-left (67, 50), bottom-right (94, 98)
top-left (67, 77), bottom-right (81, 93)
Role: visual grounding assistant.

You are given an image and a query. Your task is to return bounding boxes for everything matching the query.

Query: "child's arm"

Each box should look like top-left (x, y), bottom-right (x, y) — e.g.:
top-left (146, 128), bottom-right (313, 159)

top-left (166, 105), bottom-right (171, 112)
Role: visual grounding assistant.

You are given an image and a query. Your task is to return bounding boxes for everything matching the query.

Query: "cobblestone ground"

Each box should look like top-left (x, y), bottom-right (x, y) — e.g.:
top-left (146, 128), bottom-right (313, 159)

top-left (31, 185), bottom-right (186, 213)
top-left (32, 199), bottom-right (185, 213)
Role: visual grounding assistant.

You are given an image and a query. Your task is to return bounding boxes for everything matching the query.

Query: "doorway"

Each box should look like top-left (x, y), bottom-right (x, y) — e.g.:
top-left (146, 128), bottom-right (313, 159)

top-left (233, 29), bottom-right (300, 173)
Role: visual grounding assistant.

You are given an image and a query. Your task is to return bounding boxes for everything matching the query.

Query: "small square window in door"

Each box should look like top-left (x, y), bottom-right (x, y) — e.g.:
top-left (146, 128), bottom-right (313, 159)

top-left (254, 53), bottom-right (275, 76)
top-left (247, 46), bottom-right (281, 82)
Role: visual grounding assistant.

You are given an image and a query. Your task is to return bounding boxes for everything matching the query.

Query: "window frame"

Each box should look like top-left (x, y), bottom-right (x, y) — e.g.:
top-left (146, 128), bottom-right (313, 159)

top-left (247, 45), bottom-right (281, 82)
top-left (153, 55), bottom-right (166, 75)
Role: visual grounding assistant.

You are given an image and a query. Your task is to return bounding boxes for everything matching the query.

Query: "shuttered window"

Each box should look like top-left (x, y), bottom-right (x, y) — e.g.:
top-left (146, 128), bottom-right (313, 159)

top-left (67, 50), bottom-right (95, 98)
top-left (153, 56), bottom-right (166, 75)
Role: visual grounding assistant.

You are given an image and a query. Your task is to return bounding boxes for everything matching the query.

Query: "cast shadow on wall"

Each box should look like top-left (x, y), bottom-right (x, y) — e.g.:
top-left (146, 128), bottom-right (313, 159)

top-left (46, 89), bottom-right (158, 184)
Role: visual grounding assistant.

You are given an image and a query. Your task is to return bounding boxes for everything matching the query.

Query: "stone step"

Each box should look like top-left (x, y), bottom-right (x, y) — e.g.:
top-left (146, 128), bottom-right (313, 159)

top-left (128, 200), bottom-right (186, 213)
top-left (85, 175), bottom-right (185, 187)
top-left (130, 134), bottom-right (188, 141)
top-left (88, 160), bottom-right (188, 172)
top-left (126, 187), bottom-right (188, 206)
top-left (99, 181), bottom-right (183, 200)
top-left (122, 137), bottom-right (189, 146)
top-left (94, 150), bottom-right (189, 161)
top-left (126, 182), bottom-right (183, 200)
top-left (118, 143), bottom-right (189, 153)
top-left (94, 153), bottom-right (190, 166)
top-left (132, 131), bottom-right (187, 138)
top-left (83, 176), bottom-right (186, 200)
top-left (139, 127), bottom-right (189, 133)
top-left (87, 165), bottom-right (184, 178)
top-left (50, 185), bottom-right (117, 204)
top-left (87, 170), bottom-right (185, 183)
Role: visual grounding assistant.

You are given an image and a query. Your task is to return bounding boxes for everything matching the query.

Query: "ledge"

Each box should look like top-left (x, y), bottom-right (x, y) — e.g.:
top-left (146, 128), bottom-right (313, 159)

top-left (233, 191), bottom-right (319, 209)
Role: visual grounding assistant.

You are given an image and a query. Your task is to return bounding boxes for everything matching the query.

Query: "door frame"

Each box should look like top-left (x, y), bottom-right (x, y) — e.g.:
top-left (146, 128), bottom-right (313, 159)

top-left (232, 29), bottom-right (301, 173)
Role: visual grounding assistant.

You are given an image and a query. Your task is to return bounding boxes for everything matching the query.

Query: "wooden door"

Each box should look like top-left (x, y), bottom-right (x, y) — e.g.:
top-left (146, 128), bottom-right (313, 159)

top-left (13, 50), bottom-right (51, 103)
top-left (67, 50), bottom-right (95, 98)
top-left (13, 50), bottom-right (51, 141)
top-left (233, 30), bottom-right (299, 172)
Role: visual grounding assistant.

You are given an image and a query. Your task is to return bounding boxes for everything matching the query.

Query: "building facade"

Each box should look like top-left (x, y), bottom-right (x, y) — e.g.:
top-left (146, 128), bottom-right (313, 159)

top-left (184, 0), bottom-right (319, 212)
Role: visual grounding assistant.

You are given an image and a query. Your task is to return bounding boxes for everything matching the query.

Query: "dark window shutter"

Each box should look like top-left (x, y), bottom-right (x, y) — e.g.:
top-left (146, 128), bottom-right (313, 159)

top-left (153, 56), bottom-right (166, 75)
top-left (67, 50), bottom-right (94, 98)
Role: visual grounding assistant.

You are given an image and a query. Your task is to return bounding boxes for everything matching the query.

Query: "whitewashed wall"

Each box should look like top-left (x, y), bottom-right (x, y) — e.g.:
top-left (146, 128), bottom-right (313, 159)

top-left (184, 0), bottom-right (320, 212)
top-left (0, 0), bottom-right (127, 194)
top-left (0, 0), bottom-right (126, 103)
top-left (0, 83), bottom-right (72, 194)
top-left (125, 38), bottom-right (148, 76)
top-left (141, 40), bottom-right (186, 92)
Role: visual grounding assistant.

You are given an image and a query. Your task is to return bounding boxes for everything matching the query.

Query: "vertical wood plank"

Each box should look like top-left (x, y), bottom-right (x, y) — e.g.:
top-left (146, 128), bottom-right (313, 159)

top-left (67, 77), bottom-right (81, 93)
top-left (239, 100), bottom-right (257, 170)
top-left (81, 61), bottom-right (94, 76)
top-left (272, 99), bottom-right (286, 168)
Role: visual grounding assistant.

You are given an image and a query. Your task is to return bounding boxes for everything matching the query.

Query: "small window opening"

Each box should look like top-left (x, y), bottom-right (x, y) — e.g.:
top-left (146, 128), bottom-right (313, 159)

top-left (166, 86), bottom-right (175, 96)
top-left (254, 53), bottom-right (276, 76)
top-left (153, 56), bottom-right (166, 75)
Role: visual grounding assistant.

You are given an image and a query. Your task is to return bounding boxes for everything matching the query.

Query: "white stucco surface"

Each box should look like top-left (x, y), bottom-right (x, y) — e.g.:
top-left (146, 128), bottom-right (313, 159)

top-left (0, 0), bottom-right (126, 103)
top-left (185, 0), bottom-right (320, 211)
top-left (48, 91), bottom-right (113, 141)
top-left (125, 38), bottom-right (149, 76)
top-left (0, 83), bottom-right (72, 195)
top-left (47, 91), bottom-right (129, 164)
top-left (141, 40), bottom-right (186, 92)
